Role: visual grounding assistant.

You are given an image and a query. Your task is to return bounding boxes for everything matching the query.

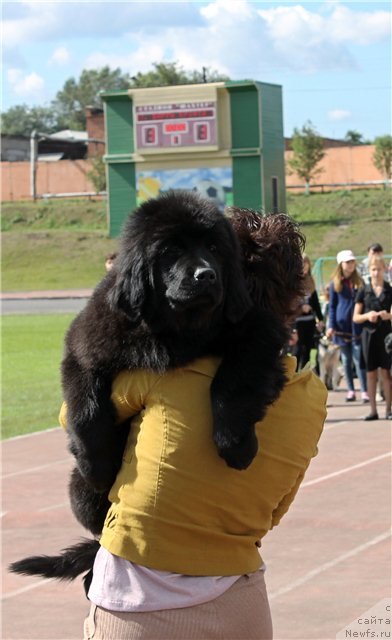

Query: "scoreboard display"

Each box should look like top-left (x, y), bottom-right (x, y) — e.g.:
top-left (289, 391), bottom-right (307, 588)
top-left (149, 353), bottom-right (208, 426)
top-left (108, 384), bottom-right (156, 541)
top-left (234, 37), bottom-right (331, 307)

top-left (135, 101), bottom-right (217, 150)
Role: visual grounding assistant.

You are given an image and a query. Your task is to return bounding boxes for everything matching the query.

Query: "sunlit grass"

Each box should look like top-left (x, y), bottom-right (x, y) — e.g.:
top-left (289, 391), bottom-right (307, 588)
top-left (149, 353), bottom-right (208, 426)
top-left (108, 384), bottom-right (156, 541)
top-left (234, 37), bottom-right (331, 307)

top-left (1, 314), bottom-right (75, 439)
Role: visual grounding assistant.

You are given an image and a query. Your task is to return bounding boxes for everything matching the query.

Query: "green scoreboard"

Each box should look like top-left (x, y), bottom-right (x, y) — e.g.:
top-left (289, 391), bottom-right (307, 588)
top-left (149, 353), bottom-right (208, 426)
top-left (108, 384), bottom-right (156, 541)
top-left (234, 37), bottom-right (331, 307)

top-left (102, 80), bottom-right (286, 237)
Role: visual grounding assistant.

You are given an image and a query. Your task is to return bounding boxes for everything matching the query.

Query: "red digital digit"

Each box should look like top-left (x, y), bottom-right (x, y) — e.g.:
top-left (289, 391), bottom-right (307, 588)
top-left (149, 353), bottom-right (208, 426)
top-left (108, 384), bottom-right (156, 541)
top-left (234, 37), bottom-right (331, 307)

top-left (145, 127), bottom-right (156, 144)
top-left (196, 124), bottom-right (208, 141)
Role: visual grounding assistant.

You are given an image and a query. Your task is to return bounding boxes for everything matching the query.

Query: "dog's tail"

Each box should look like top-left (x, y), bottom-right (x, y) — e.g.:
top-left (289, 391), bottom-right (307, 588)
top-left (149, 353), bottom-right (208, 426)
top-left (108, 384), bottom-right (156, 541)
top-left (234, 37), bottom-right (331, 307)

top-left (9, 538), bottom-right (99, 585)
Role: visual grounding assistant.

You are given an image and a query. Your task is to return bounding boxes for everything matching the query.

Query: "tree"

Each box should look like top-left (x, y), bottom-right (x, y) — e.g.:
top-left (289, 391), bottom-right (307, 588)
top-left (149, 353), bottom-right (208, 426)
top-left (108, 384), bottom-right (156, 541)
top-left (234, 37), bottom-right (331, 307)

top-left (344, 130), bottom-right (365, 145)
top-left (372, 135), bottom-right (392, 182)
top-left (130, 62), bottom-right (229, 88)
top-left (287, 121), bottom-right (325, 195)
top-left (87, 155), bottom-right (106, 193)
top-left (52, 67), bottom-right (132, 130)
top-left (1, 104), bottom-right (58, 136)
top-left (1, 63), bottom-right (230, 136)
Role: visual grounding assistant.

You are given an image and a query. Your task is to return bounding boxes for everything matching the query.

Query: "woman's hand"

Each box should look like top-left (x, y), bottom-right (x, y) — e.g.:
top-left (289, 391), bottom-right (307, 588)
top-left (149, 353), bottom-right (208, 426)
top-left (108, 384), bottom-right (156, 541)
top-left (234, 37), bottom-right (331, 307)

top-left (326, 327), bottom-right (334, 338)
top-left (378, 310), bottom-right (390, 321)
top-left (367, 310), bottom-right (379, 323)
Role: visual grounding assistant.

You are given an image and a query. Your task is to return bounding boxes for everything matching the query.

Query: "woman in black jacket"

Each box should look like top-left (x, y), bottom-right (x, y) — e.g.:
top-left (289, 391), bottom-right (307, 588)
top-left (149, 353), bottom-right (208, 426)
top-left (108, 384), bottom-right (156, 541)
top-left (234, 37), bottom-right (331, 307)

top-left (294, 255), bottom-right (324, 370)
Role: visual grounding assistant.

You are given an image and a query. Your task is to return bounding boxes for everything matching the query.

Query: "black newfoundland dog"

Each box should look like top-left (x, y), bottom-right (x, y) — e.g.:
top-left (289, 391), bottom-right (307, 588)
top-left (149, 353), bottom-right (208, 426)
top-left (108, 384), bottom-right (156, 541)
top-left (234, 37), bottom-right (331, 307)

top-left (10, 191), bottom-right (294, 587)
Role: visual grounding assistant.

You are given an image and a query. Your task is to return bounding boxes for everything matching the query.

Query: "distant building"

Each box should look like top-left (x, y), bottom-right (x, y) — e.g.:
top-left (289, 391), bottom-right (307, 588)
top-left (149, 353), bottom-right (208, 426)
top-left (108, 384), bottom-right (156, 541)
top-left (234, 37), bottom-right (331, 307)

top-left (1, 131), bottom-right (88, 161)
top-left (1, 135), bottom-right (30, 162)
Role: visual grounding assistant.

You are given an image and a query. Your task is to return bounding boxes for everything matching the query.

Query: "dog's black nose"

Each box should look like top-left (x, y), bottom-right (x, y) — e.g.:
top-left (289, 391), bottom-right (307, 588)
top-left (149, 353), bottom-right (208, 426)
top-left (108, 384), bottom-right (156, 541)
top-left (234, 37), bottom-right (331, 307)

top-left (194, 267), bottom-right (216, 283)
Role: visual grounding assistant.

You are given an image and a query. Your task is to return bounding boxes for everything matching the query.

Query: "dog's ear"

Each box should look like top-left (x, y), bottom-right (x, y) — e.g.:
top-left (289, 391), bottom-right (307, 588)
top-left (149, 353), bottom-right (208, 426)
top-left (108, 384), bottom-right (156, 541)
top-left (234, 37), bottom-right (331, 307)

top-left (108, 253), bottom-right (149, 323)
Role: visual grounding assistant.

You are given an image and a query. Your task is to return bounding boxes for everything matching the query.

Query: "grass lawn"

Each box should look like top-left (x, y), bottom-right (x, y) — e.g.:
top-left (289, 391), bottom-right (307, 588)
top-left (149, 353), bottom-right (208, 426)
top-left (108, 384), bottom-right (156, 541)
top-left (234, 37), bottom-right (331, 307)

top-left (2, 314), bottom-right (75, 439)
top-left (1, 189), bottom-right (391, 292)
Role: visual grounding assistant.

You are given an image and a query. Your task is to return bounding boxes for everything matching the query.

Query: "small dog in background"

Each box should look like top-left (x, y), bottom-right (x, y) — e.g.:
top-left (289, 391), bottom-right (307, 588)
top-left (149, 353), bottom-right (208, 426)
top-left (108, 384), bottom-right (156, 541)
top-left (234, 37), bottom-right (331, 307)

top-left (317, 335), bottom-right (342, 391)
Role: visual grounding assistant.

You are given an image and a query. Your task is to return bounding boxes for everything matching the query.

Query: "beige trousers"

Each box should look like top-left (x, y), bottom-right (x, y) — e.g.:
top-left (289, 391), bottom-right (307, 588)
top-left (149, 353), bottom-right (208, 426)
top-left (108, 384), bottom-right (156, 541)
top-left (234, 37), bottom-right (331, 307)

top-left (83, 571), bottom-right (273, 640)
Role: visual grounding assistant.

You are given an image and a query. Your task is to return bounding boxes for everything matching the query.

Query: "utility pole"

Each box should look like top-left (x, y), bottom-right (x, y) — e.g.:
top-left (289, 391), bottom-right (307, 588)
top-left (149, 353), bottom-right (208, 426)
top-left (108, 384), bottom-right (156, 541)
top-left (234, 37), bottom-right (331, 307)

top-left (30, 129), bottom-right (38, 200)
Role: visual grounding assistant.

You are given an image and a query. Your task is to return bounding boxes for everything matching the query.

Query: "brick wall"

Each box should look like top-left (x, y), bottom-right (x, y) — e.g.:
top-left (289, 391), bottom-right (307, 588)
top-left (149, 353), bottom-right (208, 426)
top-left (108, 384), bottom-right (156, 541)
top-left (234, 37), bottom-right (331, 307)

top-left (1, 159), bottom-right (96, 201)
top-left (1, 145), bottom-right (387, 201)
top-left (85, 107), bottom-right (105, 157)
top-left (285, 144), bottom-right (386, 190)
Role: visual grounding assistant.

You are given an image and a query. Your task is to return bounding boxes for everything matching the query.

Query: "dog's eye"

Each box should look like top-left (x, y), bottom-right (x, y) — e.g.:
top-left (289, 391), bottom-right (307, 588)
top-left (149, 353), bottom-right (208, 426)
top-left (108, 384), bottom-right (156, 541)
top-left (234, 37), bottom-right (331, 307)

top-left (162, 245), bottom-right (182, 259)
top-left (209, 244), bottom-right (217, 253)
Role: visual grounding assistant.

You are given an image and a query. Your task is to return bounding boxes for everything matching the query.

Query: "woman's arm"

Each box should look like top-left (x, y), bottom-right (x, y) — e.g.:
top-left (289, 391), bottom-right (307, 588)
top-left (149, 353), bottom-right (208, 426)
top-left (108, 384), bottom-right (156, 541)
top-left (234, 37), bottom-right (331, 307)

top-left (326, 284), bottom-right (337, 337)
top-left (310, 290), bottom-right (323, 322)
top-left (353, 301), bottom-right (379, 324)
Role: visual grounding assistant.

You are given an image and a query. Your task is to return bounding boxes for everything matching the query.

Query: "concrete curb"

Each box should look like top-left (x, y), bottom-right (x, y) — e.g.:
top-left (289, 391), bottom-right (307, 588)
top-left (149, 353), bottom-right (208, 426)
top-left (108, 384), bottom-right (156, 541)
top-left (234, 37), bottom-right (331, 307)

top-left (0, 289), bottom-right (93, 300)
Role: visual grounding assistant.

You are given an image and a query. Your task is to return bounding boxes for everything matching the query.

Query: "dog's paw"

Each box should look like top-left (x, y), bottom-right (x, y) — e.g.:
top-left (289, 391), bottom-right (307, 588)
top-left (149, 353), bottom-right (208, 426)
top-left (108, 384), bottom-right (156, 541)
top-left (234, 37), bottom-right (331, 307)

top-left (215, 429), bottom-right (258, 470)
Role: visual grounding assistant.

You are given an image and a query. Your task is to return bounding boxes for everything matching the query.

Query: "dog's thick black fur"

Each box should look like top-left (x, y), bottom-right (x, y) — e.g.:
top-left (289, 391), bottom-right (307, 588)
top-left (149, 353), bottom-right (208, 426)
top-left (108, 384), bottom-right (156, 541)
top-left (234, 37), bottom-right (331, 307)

top-left (63, 191), bottom-right (287, 492)
top-left (10, 195), bottom-right (301, 589)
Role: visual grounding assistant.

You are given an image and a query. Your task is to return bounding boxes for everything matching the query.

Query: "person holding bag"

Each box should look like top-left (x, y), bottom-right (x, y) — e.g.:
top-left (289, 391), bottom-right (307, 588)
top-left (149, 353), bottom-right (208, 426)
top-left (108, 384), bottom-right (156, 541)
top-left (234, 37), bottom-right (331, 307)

top-left (326, 250), bottom-right (368, 402)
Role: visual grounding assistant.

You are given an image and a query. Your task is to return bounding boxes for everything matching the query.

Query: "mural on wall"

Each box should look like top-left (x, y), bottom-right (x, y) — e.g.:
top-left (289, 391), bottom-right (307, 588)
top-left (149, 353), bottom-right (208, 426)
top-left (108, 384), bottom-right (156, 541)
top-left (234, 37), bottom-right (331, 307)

top-left (136, 166), bottom-right (233, 210)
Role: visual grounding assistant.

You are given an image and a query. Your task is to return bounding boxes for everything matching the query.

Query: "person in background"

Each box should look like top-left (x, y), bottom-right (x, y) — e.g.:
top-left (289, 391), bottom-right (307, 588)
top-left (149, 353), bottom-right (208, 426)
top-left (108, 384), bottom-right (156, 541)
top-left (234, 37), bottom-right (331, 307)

top-left (353, 255), bottom-right (392, 421)
top-left (105, 252), bottom-right (118, 273)
top-left (359, 243), bottom-right (385, 284)
top-left (294, 255), bottom-right (324, 371)
top-left (327, 250), bottom-right (368, 403)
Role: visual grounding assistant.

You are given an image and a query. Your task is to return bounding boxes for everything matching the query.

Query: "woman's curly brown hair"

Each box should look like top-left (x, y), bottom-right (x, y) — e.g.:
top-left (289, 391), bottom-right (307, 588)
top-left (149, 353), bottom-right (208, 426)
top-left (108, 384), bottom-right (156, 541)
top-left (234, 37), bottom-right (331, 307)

top-left (226, 208), bottom-right (306, 326)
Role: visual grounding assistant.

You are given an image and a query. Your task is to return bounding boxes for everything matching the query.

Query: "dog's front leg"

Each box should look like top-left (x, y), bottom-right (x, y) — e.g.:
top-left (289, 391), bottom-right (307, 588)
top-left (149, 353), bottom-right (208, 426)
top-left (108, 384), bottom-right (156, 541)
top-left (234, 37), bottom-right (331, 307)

top-left (211, 309), bottom-right (288, 470)
top-left (63, 357), bottom-right (126, 492)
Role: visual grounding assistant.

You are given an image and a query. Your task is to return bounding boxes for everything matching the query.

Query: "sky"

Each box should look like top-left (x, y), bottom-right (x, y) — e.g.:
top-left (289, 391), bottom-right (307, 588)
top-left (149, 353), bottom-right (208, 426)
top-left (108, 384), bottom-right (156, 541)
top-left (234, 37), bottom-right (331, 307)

top-left (2, 0), bottom-right (391, 140)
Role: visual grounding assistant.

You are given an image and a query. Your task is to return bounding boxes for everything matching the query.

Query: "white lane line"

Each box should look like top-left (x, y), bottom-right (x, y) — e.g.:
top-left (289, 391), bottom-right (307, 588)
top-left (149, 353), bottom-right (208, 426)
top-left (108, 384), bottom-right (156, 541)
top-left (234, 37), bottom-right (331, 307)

top-left (269, 530), bottom-right (391, 601)
top-left (38, 502), bottom-right (69, 513)
top-left (301, 452), bottom-right (391, 488)
top-left (2, 578), bottom-right (56, 601)
top-left (323, 421), bottom-right (350, 431)
top-left (4, 427), bottom-right (61, 442)
top-left (3, 458), bottom-right (70, 479)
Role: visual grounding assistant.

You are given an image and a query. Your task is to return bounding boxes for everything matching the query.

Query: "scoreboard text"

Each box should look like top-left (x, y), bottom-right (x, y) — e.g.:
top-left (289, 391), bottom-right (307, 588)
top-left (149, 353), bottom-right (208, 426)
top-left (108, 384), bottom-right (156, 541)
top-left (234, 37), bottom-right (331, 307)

top-left (135, 102), bottom-right (217, 150)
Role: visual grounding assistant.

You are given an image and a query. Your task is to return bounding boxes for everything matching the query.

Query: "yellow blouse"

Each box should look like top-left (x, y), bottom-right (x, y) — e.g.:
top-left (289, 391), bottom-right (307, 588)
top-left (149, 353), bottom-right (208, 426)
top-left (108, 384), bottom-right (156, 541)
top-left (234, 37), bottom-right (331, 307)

top-left (63, 356), bottom-right (326, 576)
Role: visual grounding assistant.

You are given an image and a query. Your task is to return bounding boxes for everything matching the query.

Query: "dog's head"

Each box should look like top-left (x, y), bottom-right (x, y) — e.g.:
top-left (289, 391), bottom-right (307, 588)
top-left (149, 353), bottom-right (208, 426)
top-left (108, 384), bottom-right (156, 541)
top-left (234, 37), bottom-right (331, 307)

top-left (109, 191), bottom-right (251, 332)
top-left (319, 335), bottom-right (331, 350)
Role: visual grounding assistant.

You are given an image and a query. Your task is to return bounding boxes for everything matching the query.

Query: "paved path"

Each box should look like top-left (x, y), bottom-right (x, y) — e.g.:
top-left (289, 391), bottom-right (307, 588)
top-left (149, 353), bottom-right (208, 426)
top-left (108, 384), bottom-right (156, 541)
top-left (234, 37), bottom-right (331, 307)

top-left (0, 290), bottom-right (92, 315)
top-left (2, 384), bottom-right (391, 640)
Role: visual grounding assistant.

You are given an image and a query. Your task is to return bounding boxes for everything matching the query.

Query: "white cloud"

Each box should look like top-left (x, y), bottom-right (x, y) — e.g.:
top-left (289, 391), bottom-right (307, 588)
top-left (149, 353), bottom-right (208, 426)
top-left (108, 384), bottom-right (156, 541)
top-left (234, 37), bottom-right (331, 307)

top-left (49, 46), bottom-right (71, 66)
top-left (328, 109), bottom-right (352, 121)
top-left (325, 4), bottom-right (390, 45)
top-left (7, 68), bottom-right (45, 98)
top-left (258, 3), bottom-right (390, 46)
top-left (3, 1), bottom-right (391, 85)
top-left (2, 1), bottom-right (203, 47)
top-left (3, 4), bottom-right (58, 48)
top-left (257, 3), bottom-right (390, 72)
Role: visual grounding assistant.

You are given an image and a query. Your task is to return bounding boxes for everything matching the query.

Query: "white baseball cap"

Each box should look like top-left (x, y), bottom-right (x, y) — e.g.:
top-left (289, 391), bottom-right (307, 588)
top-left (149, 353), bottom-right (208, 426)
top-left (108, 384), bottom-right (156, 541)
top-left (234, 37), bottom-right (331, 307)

top-left (336, 249), bottom-right (356, 264)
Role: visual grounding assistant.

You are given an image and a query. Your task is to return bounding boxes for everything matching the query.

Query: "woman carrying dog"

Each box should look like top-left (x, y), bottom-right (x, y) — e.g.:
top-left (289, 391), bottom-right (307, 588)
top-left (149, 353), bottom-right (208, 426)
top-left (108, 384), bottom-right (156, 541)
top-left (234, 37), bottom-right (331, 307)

top-left (75, 211), bottom-right (327, 640)
top-left (353, 255), bottom-right (392, 420)
top-left (326, 250), bottom-right (368, 403)
top-left (294, 254), bottom-right (324, 371)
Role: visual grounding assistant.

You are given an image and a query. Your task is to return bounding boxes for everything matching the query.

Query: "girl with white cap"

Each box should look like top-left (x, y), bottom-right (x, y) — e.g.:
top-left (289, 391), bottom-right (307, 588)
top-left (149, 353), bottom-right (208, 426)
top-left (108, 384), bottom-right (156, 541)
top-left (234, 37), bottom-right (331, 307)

top-left (326, 250), bottom-right (368, 402)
